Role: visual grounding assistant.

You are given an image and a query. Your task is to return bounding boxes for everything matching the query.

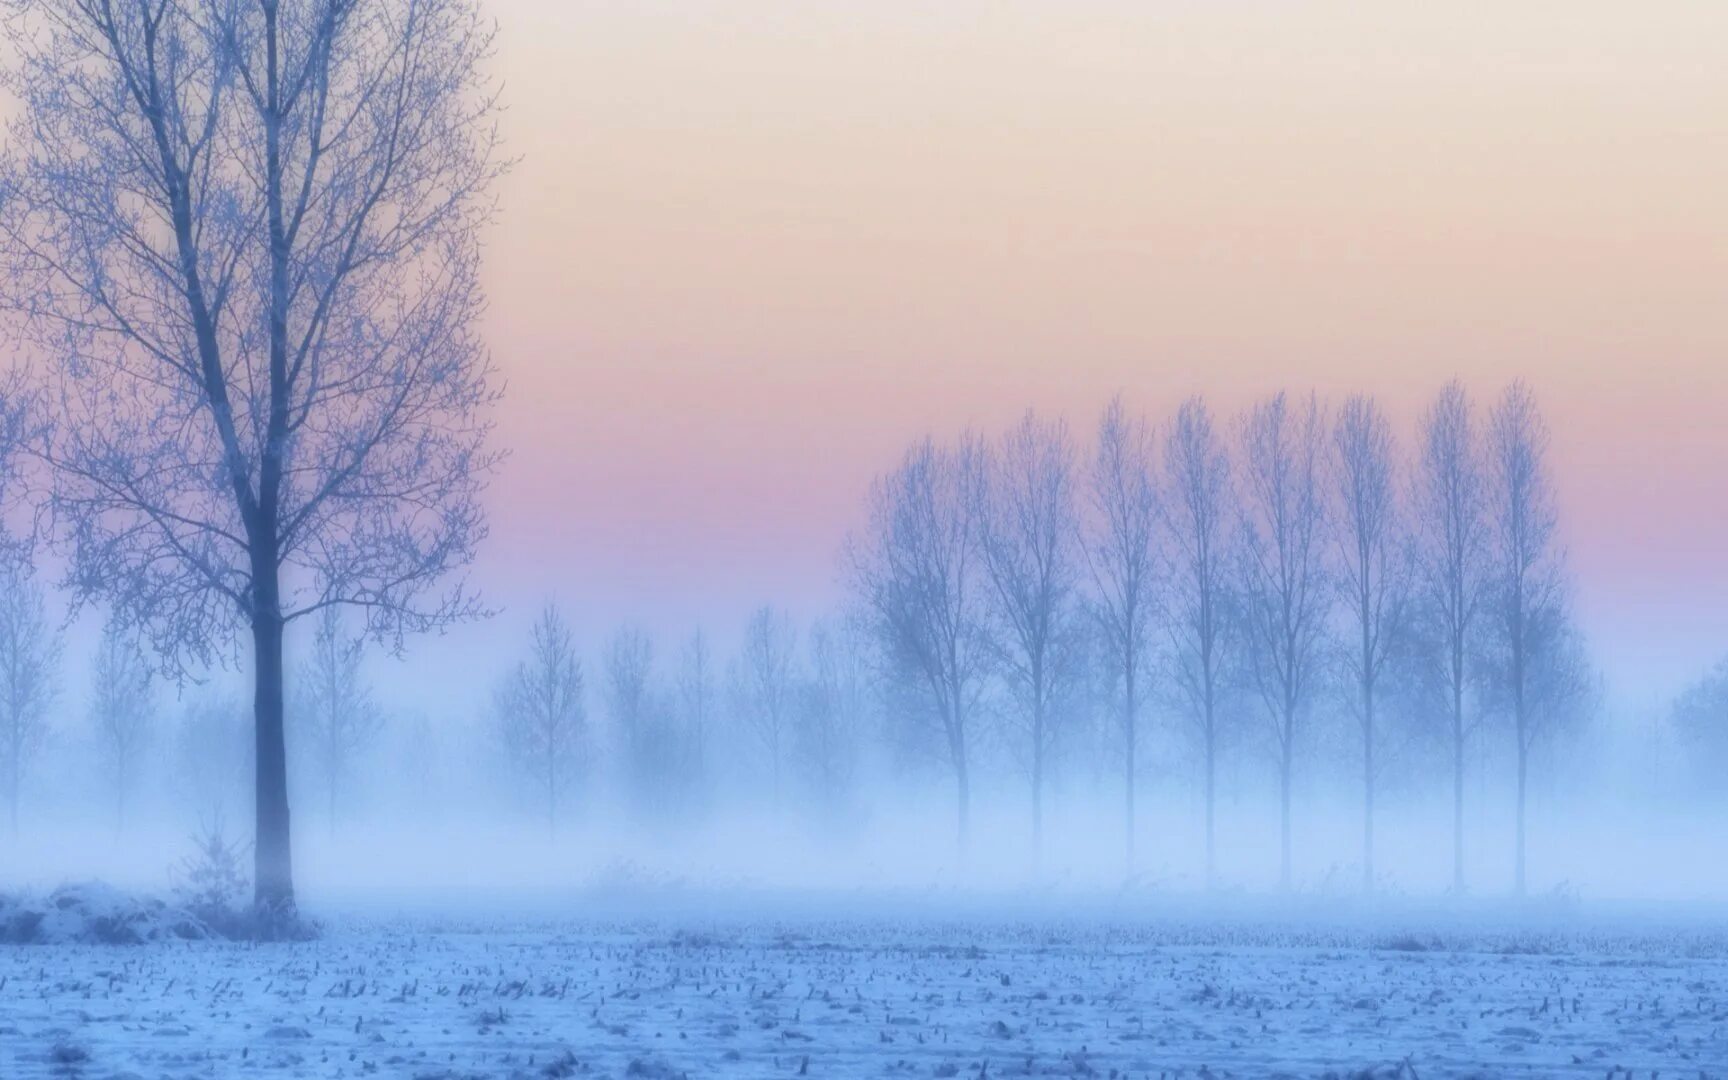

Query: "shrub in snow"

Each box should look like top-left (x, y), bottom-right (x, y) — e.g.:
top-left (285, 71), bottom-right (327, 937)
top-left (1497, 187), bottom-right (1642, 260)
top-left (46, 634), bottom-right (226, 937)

top-left (0, 820), bottom-right (317, 943)
top-left (173, 816), bottom-right (252, 938)
top-left (0, 883), bottom-right (208, 944)
top-left (176, 817), bottom-right (249, 906)
top-left (170, 819), bottom-right (319, 941)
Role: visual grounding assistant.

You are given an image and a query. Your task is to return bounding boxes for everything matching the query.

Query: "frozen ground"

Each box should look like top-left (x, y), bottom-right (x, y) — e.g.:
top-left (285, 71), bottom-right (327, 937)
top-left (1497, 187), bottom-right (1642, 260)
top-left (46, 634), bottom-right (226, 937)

top-left (3, 900), bottom-right (1727, 1079)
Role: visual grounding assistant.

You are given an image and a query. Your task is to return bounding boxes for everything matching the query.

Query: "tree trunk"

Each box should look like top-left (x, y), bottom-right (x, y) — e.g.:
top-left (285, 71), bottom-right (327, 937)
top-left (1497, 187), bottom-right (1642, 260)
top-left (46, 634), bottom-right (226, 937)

top-left (1362, 688), bottom-right (1374, 895)
top-left (1278, 738), bottom-right (1293, 891)
top-left (1031, 736), bottom-right (1044, 873)
top-left (328, 738), bottom-right (339, 843)
top-left (947, 691), bottom-right (970, 857)
top-left (1123, 665), bottom-right (1136, 874)
top-left (252, 605), bottom-right (295, 921)
top-left (1452, 705), bottom-right (1465, 892)
top-left (253, 5), bottom-right (295, 930)
top-left (955, 760), bottom-right (970, 855)
top-left (1514, 732), bottom-right (1528, 897)
top-left (1204, 717), bottom-right (1216, 891)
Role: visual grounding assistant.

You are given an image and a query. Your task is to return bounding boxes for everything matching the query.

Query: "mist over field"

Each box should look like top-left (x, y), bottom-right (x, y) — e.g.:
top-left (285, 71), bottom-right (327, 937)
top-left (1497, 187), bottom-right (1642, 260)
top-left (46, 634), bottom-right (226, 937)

top-left (3, 383), bottom-right (1725, 915)
top-left (1, 1), bottom-right (1726, 1077)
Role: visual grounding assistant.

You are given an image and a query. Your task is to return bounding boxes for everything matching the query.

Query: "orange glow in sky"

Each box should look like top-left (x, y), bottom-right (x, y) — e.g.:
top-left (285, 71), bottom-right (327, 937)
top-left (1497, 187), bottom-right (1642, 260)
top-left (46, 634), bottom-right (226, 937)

top-left (424, 1), bottom-right (1728, 704)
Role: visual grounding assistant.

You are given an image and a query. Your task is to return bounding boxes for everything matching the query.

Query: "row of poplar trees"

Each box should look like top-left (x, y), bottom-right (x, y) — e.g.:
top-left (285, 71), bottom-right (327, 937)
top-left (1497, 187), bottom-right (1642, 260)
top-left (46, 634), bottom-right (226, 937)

top-left (847, 381), bottom-right (1588, 894)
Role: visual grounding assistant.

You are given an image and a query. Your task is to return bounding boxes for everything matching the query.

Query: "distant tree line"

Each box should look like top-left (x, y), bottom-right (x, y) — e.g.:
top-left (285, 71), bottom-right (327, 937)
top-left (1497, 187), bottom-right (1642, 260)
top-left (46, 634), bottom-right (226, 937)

top-left (3, 377), bottom-right (1726, 898)
top-left (838, 380), bottom-right (1591, 894)
top-left (484, 379), bottom-right (1605, 895)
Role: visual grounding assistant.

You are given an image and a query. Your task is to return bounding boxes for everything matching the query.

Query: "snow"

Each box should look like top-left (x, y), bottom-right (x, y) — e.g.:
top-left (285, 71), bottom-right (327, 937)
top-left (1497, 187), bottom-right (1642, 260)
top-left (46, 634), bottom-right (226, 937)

top-left (2, 906), bottom-right (1726, 1078)
top-left (0, 883), bottom-right (211, 945)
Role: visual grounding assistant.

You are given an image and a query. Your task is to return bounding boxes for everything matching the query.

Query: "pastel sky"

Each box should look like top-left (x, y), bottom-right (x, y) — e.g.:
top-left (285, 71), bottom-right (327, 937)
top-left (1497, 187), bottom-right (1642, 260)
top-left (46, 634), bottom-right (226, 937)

top-left (406, 1), bottom-right (1728, 712)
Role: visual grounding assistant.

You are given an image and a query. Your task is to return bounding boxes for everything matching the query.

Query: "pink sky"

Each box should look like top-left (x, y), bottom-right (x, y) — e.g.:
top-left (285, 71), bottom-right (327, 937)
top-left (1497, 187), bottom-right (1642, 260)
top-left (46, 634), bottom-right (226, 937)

top-left (407, 2), bottom-right (1728, 709)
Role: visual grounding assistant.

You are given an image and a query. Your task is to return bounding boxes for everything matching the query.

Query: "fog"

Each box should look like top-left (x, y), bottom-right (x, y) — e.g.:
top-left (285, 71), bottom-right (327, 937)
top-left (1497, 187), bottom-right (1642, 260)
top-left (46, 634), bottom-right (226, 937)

top-left (5, 508), bottom-right (1725, 913)
top-left (4, 6), bottom-right (1727, 1078)
top-left (5, 384), bottom-right (1728, 918)
top-left (0, 0), bottom-right (1718, 933)
top-left (13, 760), bottom-right (1727, 905)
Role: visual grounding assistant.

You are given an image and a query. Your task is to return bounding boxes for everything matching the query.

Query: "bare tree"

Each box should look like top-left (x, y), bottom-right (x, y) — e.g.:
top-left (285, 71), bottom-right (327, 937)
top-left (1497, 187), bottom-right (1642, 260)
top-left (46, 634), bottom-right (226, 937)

top-left (1082, 396), bottom-right (1159, 871)
top-left (495, 604), bottom-right (585, 837)
top-left (604, 625), bottom-right (655, 807)
top-left (1330, 395), bottom-right (1411, 893)
top-left (849, 435), bottom-right (990, 850)
top-left (0, 372), bottom-right (36, 569)
top-left (1412, 380), bottom-right (1488, 890)
top-left (390, 709), bottom-right (442, 817)
top-left (730, 606), bottom-right (797, 803)
top-left (175, 693), bottom-right (252, 822)
top-left (1668, 657), bottom-right (1728, 791)
top-left (91, 614), bottom-right (154, 833)
top-left (295, 606), bottom-right (383, 840)
top-left (677, 629), bottom-right (715, 784)
top-left (0, 565), bottom-right (58, 837)
top-left (1236, 392), bottom-right (1330, 890)
top-left (0, 374), bottom-right (47, 838)
top-left (0, 0), bottom-right (505, 924)
top-left (977, 411), bottom-right (1083, 861)
top-left (1161, 397), bottom-right (1234, 888)
top-left (1484, 381), bottom-right (1584, 895)
top-left (798, 617), bottom-right (869, 813)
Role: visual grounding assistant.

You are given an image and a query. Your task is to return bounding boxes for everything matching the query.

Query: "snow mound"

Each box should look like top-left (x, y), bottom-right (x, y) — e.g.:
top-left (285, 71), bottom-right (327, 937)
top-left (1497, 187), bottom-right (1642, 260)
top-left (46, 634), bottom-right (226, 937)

top-left (0, 882), bottom-right (212, 944)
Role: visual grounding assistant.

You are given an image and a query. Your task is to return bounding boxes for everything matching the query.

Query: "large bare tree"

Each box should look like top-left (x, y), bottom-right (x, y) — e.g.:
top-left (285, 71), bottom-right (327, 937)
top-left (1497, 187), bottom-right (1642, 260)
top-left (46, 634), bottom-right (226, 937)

top-left (294, 605), bottom-right (382, 839)
top-left (1411, 380), bottom-right (1488, 890)
top-left (90, 614), bottom-right (155, 833)
top-left (1484, 380), bottom-right (1584, 895)
top-left (0, 0), bottom-right (504, 926)
top-left (495, 604), bottom-right (585, 838)
top-left (1235, 392), bottom-right (1329, 891)
top-left (1161, 397), bottom-right (1233, 888)
top-left (849, 435), bottom-right (990, 851)
top-left (976, 411), bottom-right (1082, 860)
top-left (1330, 395), bottom-right (1410, 893)
top-left (1083, 396), bottom-right (1158, 871)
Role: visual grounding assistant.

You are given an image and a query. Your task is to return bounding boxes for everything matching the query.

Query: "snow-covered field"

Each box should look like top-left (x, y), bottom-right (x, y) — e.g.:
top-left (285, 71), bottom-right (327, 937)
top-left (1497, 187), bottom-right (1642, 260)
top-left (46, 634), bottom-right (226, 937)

top-left (4, 904), bottom-right (1727, 1079)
